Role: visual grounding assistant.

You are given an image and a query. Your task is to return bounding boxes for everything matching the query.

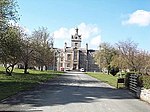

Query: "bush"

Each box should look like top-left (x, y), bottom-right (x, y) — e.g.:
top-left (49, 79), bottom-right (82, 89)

top-left (142, 75), bottom-right (150, 89)
top-left (117, 72), bottom-right (125, 78)
top-left (110, 66), bottom-right (119, 76)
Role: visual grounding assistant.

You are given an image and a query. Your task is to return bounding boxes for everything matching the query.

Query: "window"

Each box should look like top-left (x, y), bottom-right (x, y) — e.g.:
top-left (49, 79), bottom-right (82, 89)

top-left (75, 43), bottom-right (78, 47)
top-left (61, 57), bottom-right (63, 61)
top-left (67, 63), bottom-right (70, 67)
top-left (60, 63), bottom-right (63, 67)
top-left (67, 54), bottom-right (71, 60)
top-left (74, 50), bottom-right (77, 60)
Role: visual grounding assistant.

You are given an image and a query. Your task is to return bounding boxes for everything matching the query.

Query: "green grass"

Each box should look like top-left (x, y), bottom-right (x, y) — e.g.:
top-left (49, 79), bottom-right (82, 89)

top-left (86, 72), bottom-right (124, 88)
top-left (0, 66), bottom-right (64, 100)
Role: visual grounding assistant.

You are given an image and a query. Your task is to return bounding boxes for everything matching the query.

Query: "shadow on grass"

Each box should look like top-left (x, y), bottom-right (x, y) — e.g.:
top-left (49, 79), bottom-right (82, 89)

top-left (0, 71), bottom-right (5, 75)
top-left (0, 81), bottom-right (37, 101)
top-left (0, 70), bottom-right (62, 101)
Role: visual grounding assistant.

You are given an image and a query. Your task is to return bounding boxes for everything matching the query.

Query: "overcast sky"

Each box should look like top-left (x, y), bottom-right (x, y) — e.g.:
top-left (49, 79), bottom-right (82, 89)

top-left (17, 0), bottom-right (150, 50)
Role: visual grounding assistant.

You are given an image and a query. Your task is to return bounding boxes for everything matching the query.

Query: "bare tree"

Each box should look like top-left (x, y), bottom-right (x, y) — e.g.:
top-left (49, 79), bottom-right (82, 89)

top-left (31, 27), bottom-right (54, 71)
top-left (94, 42), bottom-right (117, 74)
top-left (110, 53), bottom-right (127, 72)
top-left (116, 40), bottom-right (140, 72)
top-left (20, 35), bottom-right (35, 74)
top-left (136, 50), bottom-right (150, 74)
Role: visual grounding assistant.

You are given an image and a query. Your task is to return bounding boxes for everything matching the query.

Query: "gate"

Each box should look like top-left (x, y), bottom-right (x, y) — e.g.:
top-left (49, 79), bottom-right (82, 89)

top-left (129, 74), bottom-right (138, 93)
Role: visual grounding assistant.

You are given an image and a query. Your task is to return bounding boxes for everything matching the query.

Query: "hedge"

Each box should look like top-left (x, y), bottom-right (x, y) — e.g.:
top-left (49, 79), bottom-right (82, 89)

top-left (142, 75), bottom-right (150, 89)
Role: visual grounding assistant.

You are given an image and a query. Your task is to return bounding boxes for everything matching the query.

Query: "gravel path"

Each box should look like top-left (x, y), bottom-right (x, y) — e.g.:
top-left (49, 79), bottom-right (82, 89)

top-left (0, 72), bottom-right (150, 112)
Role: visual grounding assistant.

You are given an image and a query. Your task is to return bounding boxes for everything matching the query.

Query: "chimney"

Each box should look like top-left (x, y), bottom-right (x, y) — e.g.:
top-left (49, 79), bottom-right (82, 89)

top-left (86, 43), bottom-right (88, 50)
top-left (65, 42), bottom-right (67, 48)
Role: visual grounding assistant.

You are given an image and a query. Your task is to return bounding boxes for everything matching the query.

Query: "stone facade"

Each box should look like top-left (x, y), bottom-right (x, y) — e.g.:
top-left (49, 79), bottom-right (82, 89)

top-left (56, 28), bottom-right (99, 72)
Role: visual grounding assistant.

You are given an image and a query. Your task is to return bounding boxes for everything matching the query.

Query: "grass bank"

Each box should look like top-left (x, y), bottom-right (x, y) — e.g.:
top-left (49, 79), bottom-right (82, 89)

top-left (87, 72), bottom-right (150, 90)
top-left (86, 72), bottom-right (122, 88)
top-left (0, 66), bottom-right (64, 100)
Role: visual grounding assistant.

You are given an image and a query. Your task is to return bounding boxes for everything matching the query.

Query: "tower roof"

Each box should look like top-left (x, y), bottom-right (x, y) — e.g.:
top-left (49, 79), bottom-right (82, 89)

top-left (72, 28), bottom-right (81, 40)
top-left (71, 28), bottom-right (82, 48)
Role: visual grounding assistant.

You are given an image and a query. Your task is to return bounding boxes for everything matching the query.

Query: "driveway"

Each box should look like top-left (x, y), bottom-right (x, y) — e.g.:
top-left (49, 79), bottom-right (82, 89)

top-left (0, 72), bottom-right (150, 112)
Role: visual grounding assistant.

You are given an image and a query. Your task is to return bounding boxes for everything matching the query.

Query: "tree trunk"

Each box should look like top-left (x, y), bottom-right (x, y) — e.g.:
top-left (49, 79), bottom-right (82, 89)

top-left (6, 66), bottom-right (11, 76)
top-left (24, 62), bottom-right (29, 74)
top-left (145, 67), bottom-right (148, 75)
top-left (107, 65), bottom-right (111, 75)
top-left (6, 64), bottom-right (15, 76)
top-left (4, 63), bottom-right (7, 68)
top-left (38, 66), bottom-right (40, 70)
top-left (45, 65), bottom-right (48, 71)
top-left (40, 66), bottom-right (43, 71)
top-left (107, 70), bottom-right (110, 75)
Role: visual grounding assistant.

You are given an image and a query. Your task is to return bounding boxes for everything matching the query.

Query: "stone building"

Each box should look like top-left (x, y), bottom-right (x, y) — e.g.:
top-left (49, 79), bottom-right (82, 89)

top-left (55, 28), bottom-right (99, 72)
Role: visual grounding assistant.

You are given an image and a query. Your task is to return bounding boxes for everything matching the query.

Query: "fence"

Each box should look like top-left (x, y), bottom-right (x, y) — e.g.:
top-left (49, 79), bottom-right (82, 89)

top-left (128, 74), bottom-right (150, 102)
top-left (129, 74), bottom-right (139, 93)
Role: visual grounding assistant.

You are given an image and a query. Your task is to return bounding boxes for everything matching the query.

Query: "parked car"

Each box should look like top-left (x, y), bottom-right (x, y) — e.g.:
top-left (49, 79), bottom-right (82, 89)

top-left (80, 68), bottom-right (85, 72)
top-left (60, 67), bottom-right (64, 71)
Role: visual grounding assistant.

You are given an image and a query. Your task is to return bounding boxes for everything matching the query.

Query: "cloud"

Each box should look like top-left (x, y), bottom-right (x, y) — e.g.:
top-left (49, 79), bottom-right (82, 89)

top-left (53, 22), bottom-right (100, 39)
top-left (90, 35), bottom-right (101, 46)
top-left (53, 27), bottom-right (70, 39)
top-left (53, 22), bottom-right (102, 49)
top-left (122, 10), bottom-right (150, 26)
top-left (77, 23), bottom-right (100, 39)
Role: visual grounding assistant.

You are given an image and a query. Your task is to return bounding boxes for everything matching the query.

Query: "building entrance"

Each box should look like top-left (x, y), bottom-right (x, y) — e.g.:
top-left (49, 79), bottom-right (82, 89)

top-left (73, 64), bottom-right (77, 70)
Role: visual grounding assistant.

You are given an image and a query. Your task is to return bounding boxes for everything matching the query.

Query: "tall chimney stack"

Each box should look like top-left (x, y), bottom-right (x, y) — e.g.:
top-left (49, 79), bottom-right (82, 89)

top-left (65, 42), bottom-right (67, 48)
top-left (86, 43), bottom-right (88, 50)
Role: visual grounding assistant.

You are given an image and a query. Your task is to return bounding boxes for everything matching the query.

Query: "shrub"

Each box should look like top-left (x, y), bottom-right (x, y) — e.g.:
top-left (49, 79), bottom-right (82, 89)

top-left (137, 75), bottom-right (143, 87)
top-left (142, 75), bottom-right (150, 89)
top-left (110, 66), bottom-right (119, 76)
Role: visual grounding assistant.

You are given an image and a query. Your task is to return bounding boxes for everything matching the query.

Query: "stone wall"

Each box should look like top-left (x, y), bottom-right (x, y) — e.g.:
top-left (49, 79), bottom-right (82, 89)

top-left (140, 88), bottom-right (150, 104)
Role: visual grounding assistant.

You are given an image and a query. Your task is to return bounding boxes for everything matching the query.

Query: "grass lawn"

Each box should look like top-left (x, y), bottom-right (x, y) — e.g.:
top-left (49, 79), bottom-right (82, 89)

top-left (0, 66), bottom-right (64, 100)
top-left (86, 72), bottom-right (124, 88)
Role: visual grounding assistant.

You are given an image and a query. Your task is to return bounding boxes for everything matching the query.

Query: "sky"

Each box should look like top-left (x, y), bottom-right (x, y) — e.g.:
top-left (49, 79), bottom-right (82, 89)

top-left (17, 0), bottom-right (150, 51)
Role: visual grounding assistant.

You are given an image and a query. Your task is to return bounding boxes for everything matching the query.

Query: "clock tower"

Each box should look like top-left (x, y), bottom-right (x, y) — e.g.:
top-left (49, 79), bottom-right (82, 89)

top-left (71, 28), bottom-right (81, 49)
